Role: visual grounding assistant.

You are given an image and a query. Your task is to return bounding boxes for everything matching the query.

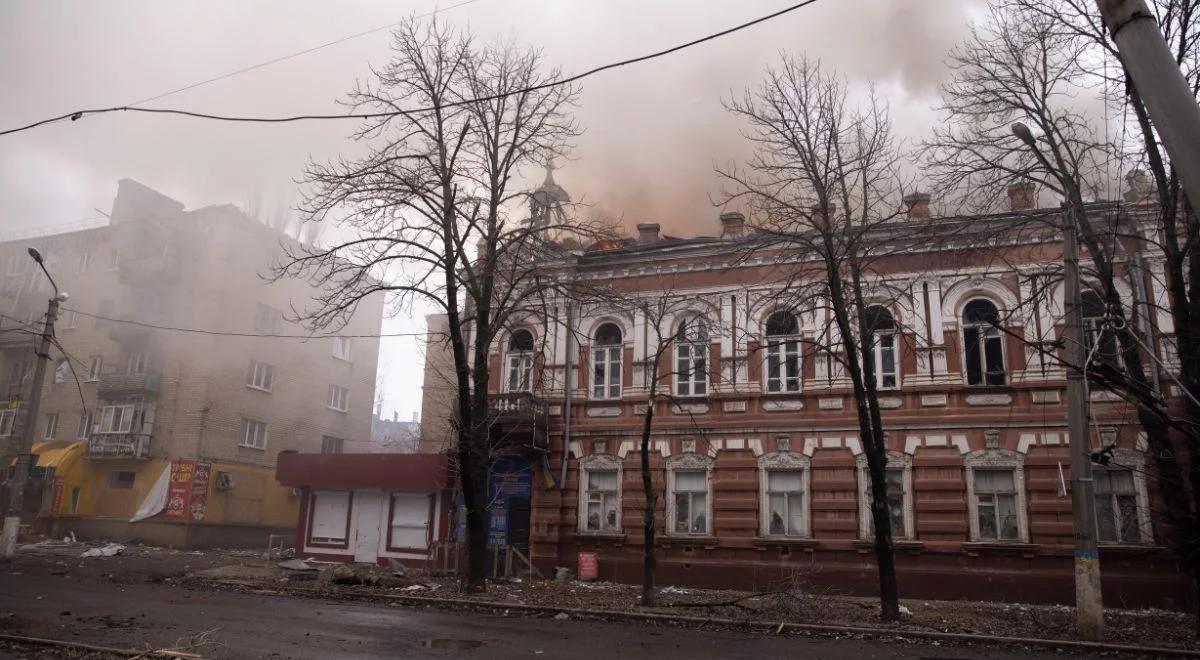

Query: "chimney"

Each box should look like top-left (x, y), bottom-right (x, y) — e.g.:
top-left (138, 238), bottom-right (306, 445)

top-left (719, 211), bottom-right (746, 238)
top-left (902, 192), bottom-right (931, 220)
top-left (637, 222), bottom-right (661, 244)
top-left (392, 411), bottom-right (398, 423)
top-left (1123, 169), bottom-right (1153, 204)
top-left (1007, 182), bottom-right (1037, 211)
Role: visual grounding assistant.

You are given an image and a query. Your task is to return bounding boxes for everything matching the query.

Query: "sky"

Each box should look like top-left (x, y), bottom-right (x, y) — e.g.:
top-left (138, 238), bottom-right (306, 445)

top-left (0, 0), bottom-right (987, 423)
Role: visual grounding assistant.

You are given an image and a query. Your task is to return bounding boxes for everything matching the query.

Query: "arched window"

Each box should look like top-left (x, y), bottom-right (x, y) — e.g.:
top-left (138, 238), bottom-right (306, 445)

top-left (962, 299), bottom-right (1005, 386)
top-left (764, 310), bottom-right (800, 393)
top-left (592, 323), bottom-right (623, 399)
top-left (864, 305), bottom-right (898, 389)
top-left (674, 317), bottom-right (709, 397)
top-left (1081, 290), bottom-right (1122, 371)
top-left (506, 329), bottom-right (535, 392)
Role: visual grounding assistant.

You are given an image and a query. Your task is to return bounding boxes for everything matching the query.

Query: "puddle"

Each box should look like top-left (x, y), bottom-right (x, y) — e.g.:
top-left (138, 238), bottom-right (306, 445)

top-left (422, 639), bottom-right (484, 650)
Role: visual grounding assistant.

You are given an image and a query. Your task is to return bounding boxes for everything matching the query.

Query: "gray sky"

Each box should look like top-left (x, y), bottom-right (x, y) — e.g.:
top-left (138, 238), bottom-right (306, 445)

top-left (0, 0), bottom-right (985, 422)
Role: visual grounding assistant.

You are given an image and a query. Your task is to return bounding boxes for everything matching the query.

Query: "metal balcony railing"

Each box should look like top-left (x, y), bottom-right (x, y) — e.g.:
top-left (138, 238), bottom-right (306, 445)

top-left (87, 433), bottom-right (151, 459)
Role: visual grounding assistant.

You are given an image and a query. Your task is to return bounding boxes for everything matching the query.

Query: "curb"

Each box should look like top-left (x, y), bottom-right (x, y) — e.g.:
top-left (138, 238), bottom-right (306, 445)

top-left (380, 593), bottom-right (1200, 657)
top-left (0, 632), bottom-right (187, 658)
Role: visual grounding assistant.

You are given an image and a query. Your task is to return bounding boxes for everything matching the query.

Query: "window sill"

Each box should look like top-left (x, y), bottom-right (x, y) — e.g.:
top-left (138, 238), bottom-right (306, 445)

top-left (1098, 543), bottom-right (1163, 555)
top-left (752, 536), bottom-right (819, 550)
top-left (660, 535), bottom-right (718, 549)
top-left (853, 539), bottom-right (925, 554)
top-left (962, 541), bottom-right (1038, 557)
top-left (574, 531), bottom-right (627, 544)
top-left (237, 444), bottom-right (266, 452)
top-left (246, 385), bottom-right (272, 393)
top-left (326, 407), bottom-right (348, 414)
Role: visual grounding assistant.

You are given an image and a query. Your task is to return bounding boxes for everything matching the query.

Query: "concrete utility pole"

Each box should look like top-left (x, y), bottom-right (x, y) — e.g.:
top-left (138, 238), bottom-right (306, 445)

top-left (1097, 0), bottom-right (1200, 207)
top-left (1011, 123), bottom-right (1103, 640)
top-left (0, 248), bottom-right (64, 561)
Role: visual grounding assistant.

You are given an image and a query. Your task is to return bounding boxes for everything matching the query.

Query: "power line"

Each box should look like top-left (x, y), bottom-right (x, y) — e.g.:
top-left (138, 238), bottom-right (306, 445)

top-left (126, 0), bottom-right (486, 108)
top-left (63, 307), bottom-right (437, 340)
top-left (0, 0), bottom-right (822, 137)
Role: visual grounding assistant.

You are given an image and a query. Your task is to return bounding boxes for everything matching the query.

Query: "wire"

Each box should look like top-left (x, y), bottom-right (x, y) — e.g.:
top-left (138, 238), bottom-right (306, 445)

top-left (63, 306), bottom-right (437, 340)
top-left (125, 0), bottom-right (486, 108)
top-left (0, 0), bottom-right (822, 137)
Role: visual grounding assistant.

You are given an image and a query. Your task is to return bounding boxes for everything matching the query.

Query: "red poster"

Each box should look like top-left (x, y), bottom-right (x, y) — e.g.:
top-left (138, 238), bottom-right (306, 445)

top-left (163, 460), bottom-right (195, 519)
top-left (50, 477), bottom-right (65, 515)
top-left (189, 462), bottom-right (212, 521)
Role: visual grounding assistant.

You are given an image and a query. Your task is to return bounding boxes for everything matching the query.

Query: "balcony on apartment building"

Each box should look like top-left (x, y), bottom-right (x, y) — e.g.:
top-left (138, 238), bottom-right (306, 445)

top-left (87, 432), bottom-right (151, 459)
top-left (96, 370), bottom-right (160, 398)
top-left (487, 392), bottom-right (549, 451)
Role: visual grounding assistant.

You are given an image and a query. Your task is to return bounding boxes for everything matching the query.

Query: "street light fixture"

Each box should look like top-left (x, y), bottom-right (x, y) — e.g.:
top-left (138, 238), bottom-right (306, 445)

top-left (1009, 122), bottom-right (1104, 640)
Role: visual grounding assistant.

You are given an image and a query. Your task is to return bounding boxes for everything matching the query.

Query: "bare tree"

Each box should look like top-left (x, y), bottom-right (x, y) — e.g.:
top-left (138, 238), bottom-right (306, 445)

top-left (716, 54), bottom-right (921, 621)
top-left (275, 17), bottom-right (593, 592)
top-left (922, 1), bottom-right (1200, 619)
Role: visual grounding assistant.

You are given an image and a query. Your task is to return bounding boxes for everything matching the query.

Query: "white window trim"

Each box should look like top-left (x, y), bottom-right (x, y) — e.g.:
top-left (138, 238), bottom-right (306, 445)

top-left (97, 404), bottom-right (135, 434)
top-left (505, 352), bottom-right (534, 393)
top-left (762, 335), bottom-right (803, 394)
top-left (86, 356), bottom-right (102, 382)
top-left (855, 451), bottom-right (914, 540)
top-left (1101, 447), bottom-right (1155, 545)
top-left (577, 453), bottom-right (623, 534)
top-left (590, 344), bottom-right (623, 400)
top-left (77, 252), bottom-right (91, 274)
top-left (240, 418), bottom-right (268, 450)
top-left (673, 341), bottom-right (709, 398)
top-left (327, 384), bottom-right (349, 412)
top-left (43, 413), bottom-right (58, 440)
top-left (665, 452), bottom-right (715, 537)
top-left (757, 451), bottom-right (812, 538)
top-left (62, 310), bottom-right (78, 330)
top-left (332, 336), bottom-right (352, 361)
top-left (76, 411), bottom-right (92, 440)
top-left (964, 448), bottom-right (1029, 543)
top-left (872, 330), bottom-right (901, 391)
top-left (246, 360), bottom-right (274, 392)
top-left (0, 409), bottom-right (17, 437)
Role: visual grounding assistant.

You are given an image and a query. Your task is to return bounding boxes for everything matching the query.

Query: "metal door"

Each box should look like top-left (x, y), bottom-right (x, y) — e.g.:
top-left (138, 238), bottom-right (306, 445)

top-left (353, 491), bottom-right (383, 563)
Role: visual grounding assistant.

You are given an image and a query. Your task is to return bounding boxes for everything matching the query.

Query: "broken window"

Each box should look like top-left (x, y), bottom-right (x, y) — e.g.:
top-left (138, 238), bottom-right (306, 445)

top-left (505, 329), bottom-right (534, 392)
top-left (765, 470), bottom-right (804, 536)
top-left (672, 470), bottom-right (709, 535)
top-left (591, 323), bottom-right (622, 399)
top-left (974, 469), bottom-right (1020, 541)
top-left (1095, 468), bottom-right (1141, 544)
top-left (764, 311), bottom-right (801, 393)
top-left (584, 469), bottom-right (620, 532)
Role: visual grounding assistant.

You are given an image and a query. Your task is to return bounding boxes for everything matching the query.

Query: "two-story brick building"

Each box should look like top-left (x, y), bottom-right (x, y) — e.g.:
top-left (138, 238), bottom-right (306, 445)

top-left (423, 179), bottom-right (1188, 608)
top-left (0, 179), bottom-right (382, 547)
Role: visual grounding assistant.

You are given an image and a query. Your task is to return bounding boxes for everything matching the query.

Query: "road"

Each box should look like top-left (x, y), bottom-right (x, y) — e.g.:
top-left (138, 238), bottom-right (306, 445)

top-left (0, 556), bottom-right (1071, 659)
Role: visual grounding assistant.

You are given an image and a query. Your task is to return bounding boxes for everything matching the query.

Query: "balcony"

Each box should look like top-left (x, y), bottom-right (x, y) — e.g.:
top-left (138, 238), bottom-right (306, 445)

top-left (488, 392), bottom-right (549, 450)
top-left (87, 433), bottom-right (151, 459)
top-left (97, 372), bottom-right (160, 398)
top-left (117, 250), bottom-right (181, 290)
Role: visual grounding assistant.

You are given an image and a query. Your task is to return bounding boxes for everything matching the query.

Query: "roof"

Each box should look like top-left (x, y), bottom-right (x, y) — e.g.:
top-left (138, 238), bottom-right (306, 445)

top-left (275, 452), bottom-right (451, 491)
top-left (10, 442), bottom-right (84, 469)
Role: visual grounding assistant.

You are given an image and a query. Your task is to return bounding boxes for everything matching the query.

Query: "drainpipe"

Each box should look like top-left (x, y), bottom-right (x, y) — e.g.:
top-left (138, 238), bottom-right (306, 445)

top-left (559, 302), bottom-right (575, 488)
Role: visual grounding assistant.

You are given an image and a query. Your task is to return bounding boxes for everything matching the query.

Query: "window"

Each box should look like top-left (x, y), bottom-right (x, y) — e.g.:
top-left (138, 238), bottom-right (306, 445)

top-left (864, 306), bottom-right (899, 389)
top-left (107, 248), bottom-right (120, 271)
top-left (674, 317), bottom-right (709, 397)
top-left (43, 413), bottom-right (58, 440)
top-left (308, 490), bottom-right (351, 546)
top-left (62, 310), bottom-right (78, 330)
top-left (76, 411), bottom-right (92, 440)
top-left (327, 385), bottom-right (349, 412)
top-left (246, 360), bottom-right (274, 392)
top-left (321, 436), bottom-right (344, 454)
top-left (388, 492), bottom-right (432, 550)
top-left (69, 487), bottom-right (80, 513)
top-left (591, 323), bottom-right (623, 399)
top-left (8, 359), bottom-right (30, 388)
top-left (1082, 290), bottom-right (1122, 372)
top-left (127, 353), bottom-right (150, 375)
top-left (77, 252), bottom-right (90, 274)
top-left (98, 404), bottom-right (135, 434)
top-left (107, 471), bottom-right (135, 489)
top-left (254, 303), bottom-right (280, 332)
top-left (332, 336), bottom-right (352, 361)
top-left (506, 329), bottom-right (535, 392)
top-left (53, 358), bottom-right (69, 384)
top-left (240, 418), bottom-right (268, 449)
top-left (766, 471), bottom-right (805, 535)
top-left (1095, 468), bottom-right (1141, 544)
top-left (87, 355), bottom-right (103, 381)
top-left (857, 452), bottom-right (914, 540)
top-left (672, 470), bottom-right (709, 534)
top-left (962, 299), bottom-right (1006, 386)
top-left (764, 311), bottom-right (801, 393)
top-left (0, 409), bottom-right (15, 437)
top-left (975, 470), bottom-right (1020, 541)
top-left (585, 471), bottom-right (619, 532)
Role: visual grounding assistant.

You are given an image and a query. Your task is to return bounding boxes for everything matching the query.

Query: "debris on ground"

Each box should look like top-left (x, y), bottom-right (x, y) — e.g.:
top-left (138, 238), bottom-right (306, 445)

top-left (553, 612), bottom-right (570, 621)
top-left (278, 559), bottom-right (318, 572)
top-left (80, 543), bottom-right (124, 558)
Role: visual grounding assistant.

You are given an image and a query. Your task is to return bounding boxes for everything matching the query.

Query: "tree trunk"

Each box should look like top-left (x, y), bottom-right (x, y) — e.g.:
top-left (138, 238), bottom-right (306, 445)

top-left (640, 393), bottom-right (657, 607)
top-left (458, 437), bottom-right (490, 592)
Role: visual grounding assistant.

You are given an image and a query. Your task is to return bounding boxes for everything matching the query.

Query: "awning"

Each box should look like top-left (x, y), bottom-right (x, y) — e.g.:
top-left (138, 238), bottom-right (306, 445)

top-left (275, 452), bottom-right (451, 491)
top-left (9, 441), bottom-right (84, 468)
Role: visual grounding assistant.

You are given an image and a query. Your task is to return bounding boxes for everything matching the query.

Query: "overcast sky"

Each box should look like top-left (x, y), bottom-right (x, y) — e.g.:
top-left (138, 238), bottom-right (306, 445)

top-left (0, 0), bottom-right (986, 423)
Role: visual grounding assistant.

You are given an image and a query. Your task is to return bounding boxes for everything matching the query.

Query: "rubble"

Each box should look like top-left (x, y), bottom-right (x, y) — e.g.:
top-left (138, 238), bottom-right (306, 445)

top-left (80, 543), bottom-right (124, 558)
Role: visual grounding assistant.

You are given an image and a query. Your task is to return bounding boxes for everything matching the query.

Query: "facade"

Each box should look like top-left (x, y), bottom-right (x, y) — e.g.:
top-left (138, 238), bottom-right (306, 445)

top-left (423, 180), bottom-right (1189, 608)
top-left (275, 451), bottom-right (452, 566)
top-left (371, 410), bottom-right (420, 453)
top-left (0, 179), bottom-right (382, 547)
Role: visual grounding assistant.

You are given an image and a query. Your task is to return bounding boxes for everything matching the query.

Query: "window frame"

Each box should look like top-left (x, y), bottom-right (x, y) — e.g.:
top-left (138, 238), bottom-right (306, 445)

top-left (97, 404), bottom-right (135, 434)
top-left (107, 470), bottom-right (136, 489)
top-left (961, 298), bottom-right (1007, 387)
top-left (0, 409), bottom-right (16, 437)
top-left (590, 323), bottom-right (624, 400)
top-left (665, 453), bottom-right (715, 537)
top-left (1081, 289), bottom-right (1123, 373)
top-left (321, 436), bottom-right (345, 454)
top-left (763, 310), bottom-right (802, 394)
top-left (505, 329), bottom-right (536, 393)
top-left (577, 453), bottom-right (623, 534)
top-left (864, 306), bottom-right (900, 390)
top-left (964, 449), bottom-right (1029, 543)
top-left (86, 356), bottom-right (103, 382)
top-left (673, 317), bottom-right (710, 398)
top-left (77, 251), bottom-right (90, 274)
top-left (240, 418), bottom-right (268, 450)
top-left (43, 412), bottom-right (58, 440)
top-left (855, 451), bottom-right (914, 541)
top-left (757, 451), bottom-right (812, 538)
top-left (332, 336), bottom-right (353, 361)
top-left (327, 384), bottom-right (349, 412)
top-left (76, 411), bottom-right (92, 440)
top-left (386, 491), bottom-right (434, 552)
top-left (246, 360), bottom-right (274, 392)
top-left (306, 489), bottom-right (353, 548)
top-left (1095, 447), bottom-right (1154, 545)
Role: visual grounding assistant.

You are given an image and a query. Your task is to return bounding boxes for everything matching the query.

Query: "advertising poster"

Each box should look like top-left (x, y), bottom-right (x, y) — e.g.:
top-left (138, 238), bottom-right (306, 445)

top-left (163, 460), bottom-right (195, 519)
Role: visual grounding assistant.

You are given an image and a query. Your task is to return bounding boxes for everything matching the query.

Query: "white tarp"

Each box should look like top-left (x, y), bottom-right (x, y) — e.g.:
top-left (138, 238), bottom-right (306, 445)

top-left (129, 464), bottom-right (170, 522)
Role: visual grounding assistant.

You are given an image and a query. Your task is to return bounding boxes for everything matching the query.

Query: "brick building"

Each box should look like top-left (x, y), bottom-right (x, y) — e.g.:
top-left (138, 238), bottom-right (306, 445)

top-left (423, 180), bottom-right (1188, 608)
top-left (0, 179), bottom-right (382, 547)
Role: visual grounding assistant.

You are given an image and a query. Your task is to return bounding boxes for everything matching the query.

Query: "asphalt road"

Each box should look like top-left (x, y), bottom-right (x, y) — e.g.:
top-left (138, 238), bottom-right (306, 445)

top-left (0, 557), bottom-right (1069, 659)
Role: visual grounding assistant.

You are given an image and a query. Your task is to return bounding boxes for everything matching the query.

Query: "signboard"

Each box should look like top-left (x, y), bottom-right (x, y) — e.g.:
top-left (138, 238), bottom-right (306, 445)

top-left (578, 552), bottom-right (598, 581)
top-left (487, 458), bottom-right (533, 546)
top-left (163, 460), bottom-right (213, 521)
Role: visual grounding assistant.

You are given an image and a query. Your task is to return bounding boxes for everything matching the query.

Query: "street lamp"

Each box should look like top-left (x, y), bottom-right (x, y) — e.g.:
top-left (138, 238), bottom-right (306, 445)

top-left (0, 248), bottom-right (67, 561)
top-left (1009, 122), bottom-right (1104, 640)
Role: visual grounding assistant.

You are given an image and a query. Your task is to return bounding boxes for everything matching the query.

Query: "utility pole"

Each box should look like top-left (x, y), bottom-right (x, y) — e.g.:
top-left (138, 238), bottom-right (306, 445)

top-left (1011, 123), bottom-right (1103, 639)
top-left (0, 249), bottom-right (64, 561)
top-left (1097, 0), bottom-right (1200, 207)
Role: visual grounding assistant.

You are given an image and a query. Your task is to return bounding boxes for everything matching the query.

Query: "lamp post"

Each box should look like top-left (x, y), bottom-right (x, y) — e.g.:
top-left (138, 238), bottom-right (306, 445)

top-left (1011, 122), bottom-right (1103, 639)
top-left (0, 248), bottom-right (67, 561)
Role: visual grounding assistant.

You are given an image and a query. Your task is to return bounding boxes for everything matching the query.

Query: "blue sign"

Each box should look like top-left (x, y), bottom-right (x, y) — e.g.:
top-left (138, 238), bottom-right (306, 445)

top-left (454, 457), bottom-right (533, 546)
